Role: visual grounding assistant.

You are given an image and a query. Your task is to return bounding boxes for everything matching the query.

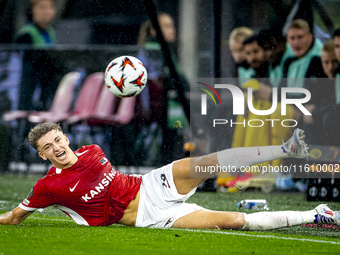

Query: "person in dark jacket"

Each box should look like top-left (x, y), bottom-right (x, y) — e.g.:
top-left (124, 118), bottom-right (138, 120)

top-left (15, 0), bottom-right (58, 111)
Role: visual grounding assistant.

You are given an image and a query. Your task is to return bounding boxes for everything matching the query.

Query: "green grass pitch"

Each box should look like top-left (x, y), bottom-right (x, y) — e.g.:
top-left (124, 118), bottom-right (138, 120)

top-left (0, 173), bottom-right (339, 255)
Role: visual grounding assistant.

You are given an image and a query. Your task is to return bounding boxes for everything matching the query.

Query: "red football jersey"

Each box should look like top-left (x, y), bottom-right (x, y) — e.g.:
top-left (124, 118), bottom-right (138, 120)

top-left (19, 145), bottom-right (142, 226)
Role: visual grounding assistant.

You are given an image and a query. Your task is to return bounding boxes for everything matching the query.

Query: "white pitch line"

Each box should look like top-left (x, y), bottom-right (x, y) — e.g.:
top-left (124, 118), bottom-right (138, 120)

top-left (170, 228), bottom-right (340, 245)
top-left (27, 216), bottom-right (340, 245)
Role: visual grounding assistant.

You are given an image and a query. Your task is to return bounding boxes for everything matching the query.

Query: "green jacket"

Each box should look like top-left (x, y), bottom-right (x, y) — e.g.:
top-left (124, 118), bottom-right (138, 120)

top-left (285, 38), bottom-right (323, 86)
top-left (15, 23), bottom-right (56, 47)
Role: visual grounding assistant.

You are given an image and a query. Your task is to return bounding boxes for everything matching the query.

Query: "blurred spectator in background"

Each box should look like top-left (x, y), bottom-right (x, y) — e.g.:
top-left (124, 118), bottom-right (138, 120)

top-left (137, 12), bottom-right (187, 122)
top-left (228, 27), bottom-right (253, 78)
top-left (321, 40), bottom-right (339, 79)
top-left (232, 34), bottom-right (293, 151)
top-left (224, 34), bottom-right (276, 191)
top-left (15, 0), bottom-right (58, 111)
top-left (216, 27), bottom-right (254, 187)
top-left (16, 0), bottom-right (56, 46)
top-left (319, 29), bottom-right (340, 145)
top-left (257, 29), bottom-right (294, 88)
top-left (137, 12), bottom-right (178, 70)
top-left (334, 28), bottom-right (340, 105)
top-left (138, 13), bottom-right (176, 46)
top-left (134, 13), bottom-right (188, 166)
top-left (242, 35), bottom-right (268, 79)
top-left (302, 40), bottom-right (337, 144)
top-left (254, 29), bottom-right (296, 163)
top-left (232, 34), bottom-right (268, 152)
top-left (284, 19), bottom-right (324, 92)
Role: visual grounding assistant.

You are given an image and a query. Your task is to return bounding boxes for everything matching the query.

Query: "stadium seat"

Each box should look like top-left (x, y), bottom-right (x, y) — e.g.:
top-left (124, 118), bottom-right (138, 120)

top-left (86, 85), bottom-right (136, 126)
top-left (3, 110), bottom-right (28, 122)
top-left (66, 72), bottom-right (105, 124)
top-left (4, 72), bottom-right (81, 123)
top-left (27, 71), bottom-right (82, 123)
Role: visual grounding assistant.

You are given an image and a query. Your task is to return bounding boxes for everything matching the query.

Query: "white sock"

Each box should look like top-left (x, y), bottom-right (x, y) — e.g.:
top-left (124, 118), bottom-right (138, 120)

top-left (242, 210), bottom-right (315, 230)
top-left (217, 145), bottom-right (289, 169)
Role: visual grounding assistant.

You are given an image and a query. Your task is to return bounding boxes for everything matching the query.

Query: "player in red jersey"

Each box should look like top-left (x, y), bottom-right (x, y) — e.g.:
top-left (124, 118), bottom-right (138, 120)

top-left (1, 122), bottom-right (339, 229)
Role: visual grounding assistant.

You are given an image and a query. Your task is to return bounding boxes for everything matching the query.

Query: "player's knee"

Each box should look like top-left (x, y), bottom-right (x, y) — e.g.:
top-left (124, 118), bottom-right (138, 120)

top-left (172, 158), bottom-right (190, 176)
top-left (224, 212), bottom-right (245, 230)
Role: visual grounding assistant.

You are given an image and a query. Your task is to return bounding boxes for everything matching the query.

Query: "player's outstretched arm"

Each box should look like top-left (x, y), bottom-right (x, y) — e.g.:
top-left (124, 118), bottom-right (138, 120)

top-left (0, 207), bottom-right (33, 225)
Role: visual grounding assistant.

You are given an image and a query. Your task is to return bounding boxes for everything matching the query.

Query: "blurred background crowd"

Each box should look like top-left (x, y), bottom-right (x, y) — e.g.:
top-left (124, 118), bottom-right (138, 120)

top-left (0, 0), bottom-right (339, 193)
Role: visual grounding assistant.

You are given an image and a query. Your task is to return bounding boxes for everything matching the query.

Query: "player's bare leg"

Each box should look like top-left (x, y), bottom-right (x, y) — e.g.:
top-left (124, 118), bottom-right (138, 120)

top-left (172, 156), bottom-right (216, 195)
top-left (172, 148), bottom-right (287, 195)
top-left (170, 129), bottom-right (331, 231)
top-left (172, 128), bottom-right (308, 195)
top-left (172, 209), bottom-right (244, 229)
top-left (172, 204), bottom-right (340, 230)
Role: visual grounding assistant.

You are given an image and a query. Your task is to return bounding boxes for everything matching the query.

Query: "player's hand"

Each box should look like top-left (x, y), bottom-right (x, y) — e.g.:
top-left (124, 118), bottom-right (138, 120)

top-left (0, 207), bottom-right (33, 225)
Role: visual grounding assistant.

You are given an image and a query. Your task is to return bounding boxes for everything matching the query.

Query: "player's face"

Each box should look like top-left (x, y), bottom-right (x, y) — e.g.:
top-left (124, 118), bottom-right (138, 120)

top-left (321, 50), bottom-right (339, 78)
top-left (334, 36), bottom-right (340, 62)
top-left (32, 0), bottom-right (56, 28)
top-left (229, 39), bottom-right (245, 64)
top-left (287, 28), bottom-right (313, 58)
top-left (37, 130), bottom-right (77, 169)
top-left (244, 41), bottom-right (264, 69)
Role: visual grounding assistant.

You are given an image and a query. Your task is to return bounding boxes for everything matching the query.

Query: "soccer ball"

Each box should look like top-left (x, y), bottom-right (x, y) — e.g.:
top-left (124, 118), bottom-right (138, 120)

top-left (104, 56), bottom-right (147, 98)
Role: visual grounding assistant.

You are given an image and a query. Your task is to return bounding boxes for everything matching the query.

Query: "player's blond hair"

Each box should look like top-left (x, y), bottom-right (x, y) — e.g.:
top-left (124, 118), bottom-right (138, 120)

top-left (229, 27), bottom-right (254, 43)
top-left (28, 122), bottom-right (62, 150)
top-left (322, 39), bottom-right (335, 53)
top-left (288, 19), bottom-right (310, 33)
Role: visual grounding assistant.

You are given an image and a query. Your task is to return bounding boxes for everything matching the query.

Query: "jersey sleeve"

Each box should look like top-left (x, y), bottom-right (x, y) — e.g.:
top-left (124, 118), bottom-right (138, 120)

top-left (19, 179), bottom-right (56, 211)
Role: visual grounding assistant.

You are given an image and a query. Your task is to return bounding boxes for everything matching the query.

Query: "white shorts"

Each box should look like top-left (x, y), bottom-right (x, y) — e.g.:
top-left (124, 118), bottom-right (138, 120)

top-left (135, 162), bottom-right (203, 228)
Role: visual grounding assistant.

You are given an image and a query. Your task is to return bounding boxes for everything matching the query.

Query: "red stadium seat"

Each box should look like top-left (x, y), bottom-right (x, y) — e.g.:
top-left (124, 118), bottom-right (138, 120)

top-left (90, 84), bottom-right (119, 119)
top-left (27, 72), bottom-right (82, 123)
top-left (87, 85), bottom-right (136, 126)
top-left (66, 72), bottom-right (105, 124)
top-left (3, 71), bottom-right (81, 122)
top-left (3, 110), bottom-right (27, 121)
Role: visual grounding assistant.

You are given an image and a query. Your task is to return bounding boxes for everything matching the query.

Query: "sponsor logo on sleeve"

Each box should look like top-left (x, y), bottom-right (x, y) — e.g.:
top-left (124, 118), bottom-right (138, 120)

top-left (26, 188), bottom-right (34, 199)
top-left (100, 157), bottom-right (108, 165)
top-left (23, 199), bottom-right (30, 206)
